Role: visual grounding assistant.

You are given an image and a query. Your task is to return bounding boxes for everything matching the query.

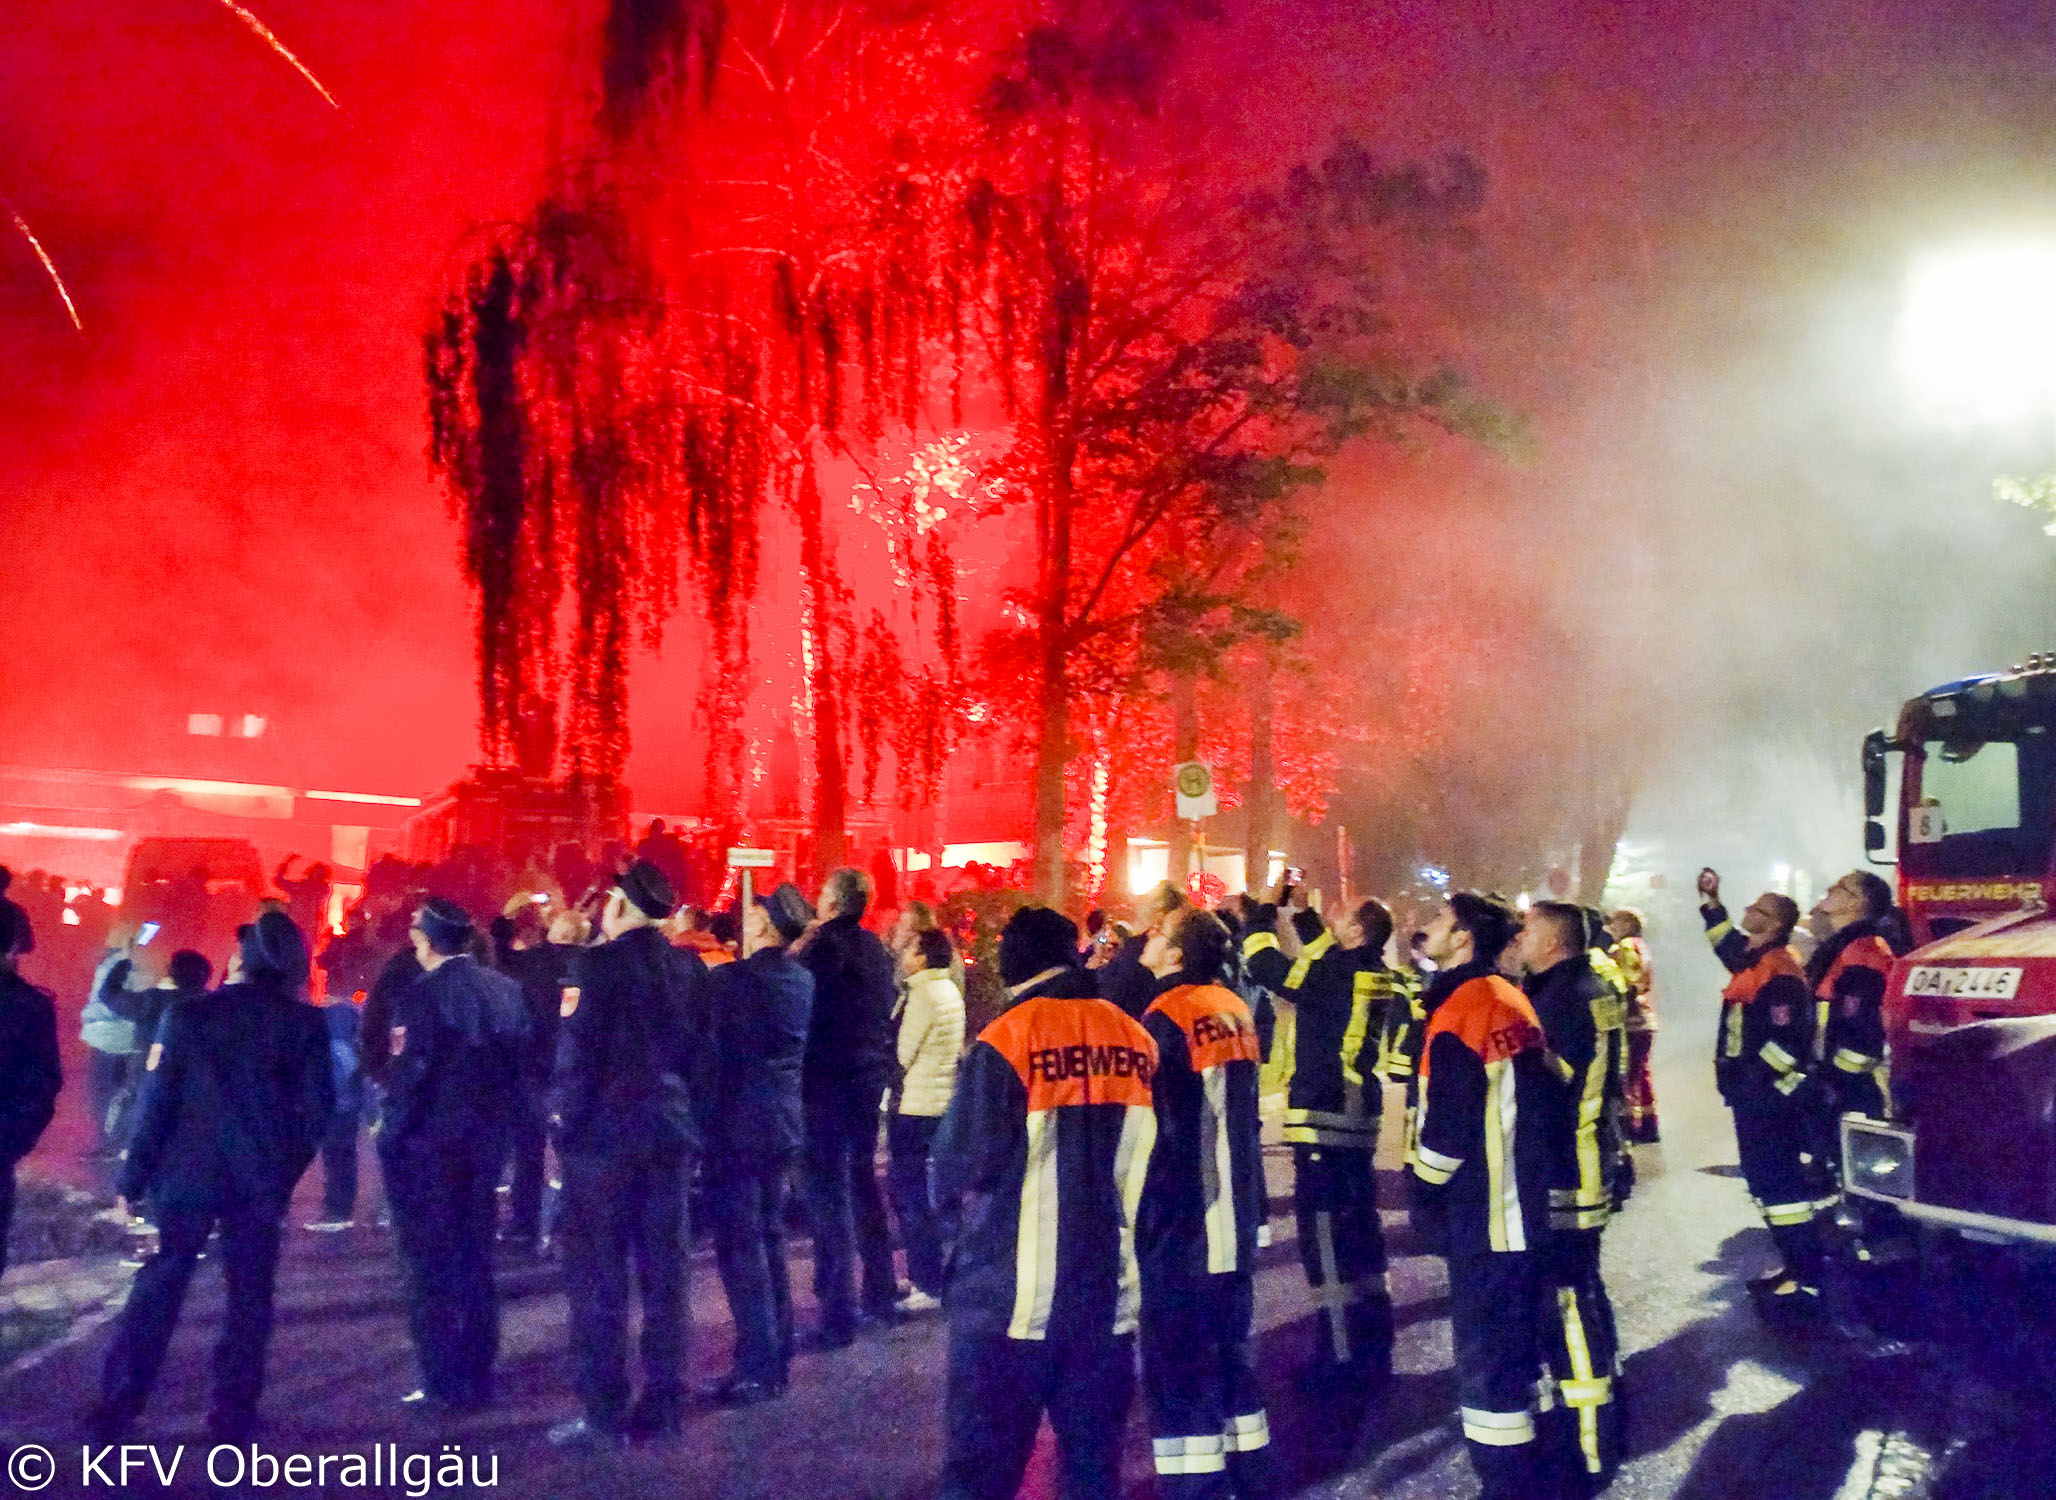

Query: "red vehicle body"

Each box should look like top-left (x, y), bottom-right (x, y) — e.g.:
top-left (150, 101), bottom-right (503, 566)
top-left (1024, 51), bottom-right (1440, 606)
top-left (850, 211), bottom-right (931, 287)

top-left (1843, 660), bottom-right (2056, 1248)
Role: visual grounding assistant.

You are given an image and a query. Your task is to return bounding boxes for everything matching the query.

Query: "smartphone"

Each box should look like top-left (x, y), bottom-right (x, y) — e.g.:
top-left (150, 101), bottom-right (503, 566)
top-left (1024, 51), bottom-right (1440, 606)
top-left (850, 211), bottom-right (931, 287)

top-left (136, 922), bottom-right (161, 947)
top-left (530, 893), bottom-right (550, 905)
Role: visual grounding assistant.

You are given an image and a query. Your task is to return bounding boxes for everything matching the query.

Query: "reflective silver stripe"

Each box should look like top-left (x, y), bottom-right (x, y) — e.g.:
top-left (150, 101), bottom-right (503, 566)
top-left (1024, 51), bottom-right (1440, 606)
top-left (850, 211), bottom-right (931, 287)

top-left (1153, 1436), bottom-right (1226, 1474)
top-left (1775, 1072), bottom-right (1806, 1096)
top-left (1285, 1123), bottom-right (1380, 1147)
top-left (1202, 1066), bottom-right (1237, 1274)
top-left (1008, 1110), bottom-right (1060, 1339)
top-left (1415, 1143), bottom-right (1462, 1178)
top-left (1312, 1210), bottom-right (1352, 1363)
top-left (1460, 1407), bottom-right (1536, 1446)
top-left (1112, 1103), bottom-right (1156, 1336)
top-left (1223, 1411), bottom-right (1270, 1451)
top-left (1760, 1040), bottom-right (1798, 1072)
top-left (1484, 1056), bottom-right (1524, 1253)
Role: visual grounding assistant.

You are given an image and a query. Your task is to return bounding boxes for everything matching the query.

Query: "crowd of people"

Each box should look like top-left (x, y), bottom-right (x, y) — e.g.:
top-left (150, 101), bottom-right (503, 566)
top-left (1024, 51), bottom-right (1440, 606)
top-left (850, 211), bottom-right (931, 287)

top-left (0, 833), bottom-right (1911, 1500)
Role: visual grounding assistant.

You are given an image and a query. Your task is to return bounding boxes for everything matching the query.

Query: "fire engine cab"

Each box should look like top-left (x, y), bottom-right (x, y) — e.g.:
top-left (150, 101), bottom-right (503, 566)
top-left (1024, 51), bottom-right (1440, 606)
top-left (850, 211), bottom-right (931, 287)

top-left (1843, 656), bottom-right (2056, 1250)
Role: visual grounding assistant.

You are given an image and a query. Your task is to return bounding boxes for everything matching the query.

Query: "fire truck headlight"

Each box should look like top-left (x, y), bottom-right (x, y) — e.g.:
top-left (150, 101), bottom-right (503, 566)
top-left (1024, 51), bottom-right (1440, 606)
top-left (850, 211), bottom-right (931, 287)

top-left (1842, 1120), bottom-right (1915, 1202)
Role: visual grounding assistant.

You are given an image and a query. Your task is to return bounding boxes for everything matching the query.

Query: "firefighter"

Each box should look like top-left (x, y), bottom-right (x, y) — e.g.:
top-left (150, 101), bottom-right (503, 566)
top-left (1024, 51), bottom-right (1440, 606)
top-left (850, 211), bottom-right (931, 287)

top-left (1698, 868), bottom-right (1827, 1307)
top-left (1806, 871), bottom-right (1903, 1125)
top-left (547, 861), bottom-right (710, 1448)
top-left (379, 898), bottom-right (530, 1412)
top-left (91, 913), bottom-right (332, 1443)
top-left (1607, 910), bottom-right (1659, 1144)
top-left (930, 905), bottom-right (1159, 1500)
top-left (1412, 892), bottom-right (1559, 1500)
top-left (1137, 909), bottom-right (1271, 1500)
top-left (1242, 897), bottom-right (1393, 1379)
top-left (1517, 902), bottom-right (1625, 1496)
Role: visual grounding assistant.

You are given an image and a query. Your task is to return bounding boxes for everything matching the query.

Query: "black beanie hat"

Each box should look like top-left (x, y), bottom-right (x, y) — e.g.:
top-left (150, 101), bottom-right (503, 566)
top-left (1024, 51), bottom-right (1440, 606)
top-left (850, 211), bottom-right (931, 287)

top-left (414, 896), bottom-right (473, 954)
top-left (998, 906), bottom-right (1081, 987)
top-left (617, 860), bottom-right (676, 920)
top-left (240, 909), bottom-right (310, 986)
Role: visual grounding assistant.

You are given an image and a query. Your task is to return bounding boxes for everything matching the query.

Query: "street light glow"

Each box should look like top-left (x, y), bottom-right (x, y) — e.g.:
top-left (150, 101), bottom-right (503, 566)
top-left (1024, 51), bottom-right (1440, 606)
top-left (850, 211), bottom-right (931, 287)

top-left (1897, 239), bottom-right (2056, 427)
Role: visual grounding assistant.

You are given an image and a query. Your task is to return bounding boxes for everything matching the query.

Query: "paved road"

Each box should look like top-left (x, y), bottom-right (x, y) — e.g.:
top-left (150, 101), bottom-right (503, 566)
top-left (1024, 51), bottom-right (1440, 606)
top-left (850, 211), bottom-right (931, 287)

top-left (0, 956), bottom-right (2040, 1499)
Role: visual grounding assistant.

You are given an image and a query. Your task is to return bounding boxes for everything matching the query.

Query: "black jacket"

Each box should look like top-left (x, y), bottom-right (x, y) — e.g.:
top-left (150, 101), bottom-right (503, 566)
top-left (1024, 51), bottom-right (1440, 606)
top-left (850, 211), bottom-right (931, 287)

top-left (377, 956), bottom-right (530, 1160)
top-left (703, 947), bottom-right (814, 1162)
top-left (359, 947), bottom-right (423, 1087)
top-left (501, 943), bottom-right (576, 1088)
top-left (118, 979), bottom-right (332, 1214)
top-left (100, 960), bottom-right (198, 1062)
top-left (1096, 935), bottom-right (1157, 1020)
top-left (551, 925), bottom-right (708, 1159)
top-left (798, 915), bottom-right (898, 1102)
top-left (0, 970), bottom-right (61, 1163)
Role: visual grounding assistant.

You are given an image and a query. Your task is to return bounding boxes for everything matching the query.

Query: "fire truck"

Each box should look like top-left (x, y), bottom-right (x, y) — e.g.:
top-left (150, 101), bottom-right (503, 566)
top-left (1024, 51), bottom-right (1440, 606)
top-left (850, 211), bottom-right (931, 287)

top-left (1842, 658), bottom-right (2056, 1271)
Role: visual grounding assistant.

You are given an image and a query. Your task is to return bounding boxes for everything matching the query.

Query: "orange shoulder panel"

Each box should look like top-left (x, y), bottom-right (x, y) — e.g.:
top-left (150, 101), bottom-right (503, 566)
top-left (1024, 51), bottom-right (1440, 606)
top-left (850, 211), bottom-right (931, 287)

top-left (1147, 983), bottom-right (1262, 1071)
top-left (1723, 945), bottom-right (1803, 1004)
top-left (1423, 975), bottom-right (1544, 1066)
top-left (981, 995), bottom-right (1157, 1111)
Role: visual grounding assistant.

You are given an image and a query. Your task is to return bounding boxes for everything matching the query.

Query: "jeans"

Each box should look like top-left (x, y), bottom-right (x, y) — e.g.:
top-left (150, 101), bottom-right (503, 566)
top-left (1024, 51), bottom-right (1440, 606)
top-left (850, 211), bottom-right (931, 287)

top-left (802, 1086), bottom-right (895, 1335)
top-left (887, 1113), bottom-right (947, 1296)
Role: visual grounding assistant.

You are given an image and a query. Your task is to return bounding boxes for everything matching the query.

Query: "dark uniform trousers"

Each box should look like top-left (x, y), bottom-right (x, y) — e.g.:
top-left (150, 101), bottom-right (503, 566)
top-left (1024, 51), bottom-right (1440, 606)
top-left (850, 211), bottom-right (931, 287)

top-left (1732, 1090), bottom-right (1827, 1282)
top-left (1538, 1228), bottom-right (1623, 1495)
top-left (941, 1322), bottom-right (1136, 1500)
top-left (1448, 1248), bottom-right (1546, 1500)
top-left (802, 1084), bottom-right (895, 1335)
top-left (1141, 1272), bottom-right (1272, 1500)
top-left (561, 1149), bottom-right (690, 1427)
top-left (385, 1140), bottom-right (502, 1405)
top-left (710, 1153), bottom-right (796, 1385)
top-left (0, 1161), bottom-right (16, 1283)
top-left (503, 1091), bottom-right (548, 1243)
top-left (1290, 1144), bottom-right (1391, 1365)
top-left (98, 1202), bottom-right (285, 1430)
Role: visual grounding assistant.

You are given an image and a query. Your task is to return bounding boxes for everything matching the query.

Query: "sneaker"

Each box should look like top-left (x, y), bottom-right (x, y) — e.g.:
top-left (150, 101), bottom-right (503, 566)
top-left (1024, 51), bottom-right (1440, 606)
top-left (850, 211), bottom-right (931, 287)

top-left (1256, 1221), bottom-right (1274, 1249)
top-left (895, 1289), bottom-right (943, 1315)
top-left (304, 1219), bottom-right (355, 1233)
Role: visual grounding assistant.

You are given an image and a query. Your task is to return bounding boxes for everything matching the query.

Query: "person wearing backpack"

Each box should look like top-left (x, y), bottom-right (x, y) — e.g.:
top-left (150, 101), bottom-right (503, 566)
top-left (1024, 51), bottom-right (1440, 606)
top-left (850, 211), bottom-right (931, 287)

top-left (546, 861), bottom-right (710, 1449)
top-left (378, 898), bottom-right (531, 1413)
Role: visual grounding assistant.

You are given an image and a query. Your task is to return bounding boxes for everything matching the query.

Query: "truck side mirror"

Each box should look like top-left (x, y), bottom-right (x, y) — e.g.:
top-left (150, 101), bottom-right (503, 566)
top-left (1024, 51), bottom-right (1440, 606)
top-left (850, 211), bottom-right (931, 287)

top-left (1862, 729), bottom-right (1890, 818)
top-left (1865, 818), bottom-right (1888, 854)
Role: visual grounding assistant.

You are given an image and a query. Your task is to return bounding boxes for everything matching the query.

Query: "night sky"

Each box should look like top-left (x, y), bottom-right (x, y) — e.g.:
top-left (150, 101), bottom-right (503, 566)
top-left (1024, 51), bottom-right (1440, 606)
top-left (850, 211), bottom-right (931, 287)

top-left (8, 0), bottom-right (2056, 867)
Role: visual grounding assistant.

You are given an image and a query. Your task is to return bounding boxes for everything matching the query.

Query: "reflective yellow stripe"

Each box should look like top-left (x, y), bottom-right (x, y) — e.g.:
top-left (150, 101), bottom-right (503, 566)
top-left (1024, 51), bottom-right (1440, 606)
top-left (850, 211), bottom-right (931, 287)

top-left (1557, 1285), bottom-right (1605, 1475)
top-left (1723, 1002), bottom-right (1744, 1059)
top-left (1774, 1072), bottom-right (1805, 1096)
top-left (1834, 1048), bottom-right (1880, 1074)
top-left (1814, 999), bottom-right (1831, 1063)
top-left (1414, 1143), bottom-right (1462, 1185)
top-left (1285, 930), bottom-right (1335, 991)
top-left (1706, 920), bottom-right (1735, 944)
top-left (1761, 1199), bottom-right (1819, 1227)
top-left (1242, 932), bottom-right (1280, 958)
top-left (1342, 969), bottom-right (1374, 1089)
top-left (1152, 1436), bottom-right (1227, 1475)
top-left (1760, 1040), bottom-right (1798, 1073)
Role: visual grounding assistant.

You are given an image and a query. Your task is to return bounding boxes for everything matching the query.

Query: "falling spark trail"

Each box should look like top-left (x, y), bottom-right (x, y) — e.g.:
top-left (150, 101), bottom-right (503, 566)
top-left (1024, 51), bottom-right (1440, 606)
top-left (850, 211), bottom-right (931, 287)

top-left (212, 0), bottom-right (339, 109)
top-left (3, 199), bottom-right (81, 332)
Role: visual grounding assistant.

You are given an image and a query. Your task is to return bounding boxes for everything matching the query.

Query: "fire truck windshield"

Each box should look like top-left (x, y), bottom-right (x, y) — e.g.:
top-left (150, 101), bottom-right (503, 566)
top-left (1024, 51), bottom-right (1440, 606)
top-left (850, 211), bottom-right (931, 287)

top-left (1904, 733), bottom-right (2056, 879)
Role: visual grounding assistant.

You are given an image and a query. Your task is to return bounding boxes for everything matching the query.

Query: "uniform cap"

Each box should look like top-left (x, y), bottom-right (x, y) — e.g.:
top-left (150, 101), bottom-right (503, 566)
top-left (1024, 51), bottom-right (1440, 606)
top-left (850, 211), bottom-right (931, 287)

top-left (758, 882), bottom-right (815, 941)
top-left (617, 860), bottom-right (676, 920)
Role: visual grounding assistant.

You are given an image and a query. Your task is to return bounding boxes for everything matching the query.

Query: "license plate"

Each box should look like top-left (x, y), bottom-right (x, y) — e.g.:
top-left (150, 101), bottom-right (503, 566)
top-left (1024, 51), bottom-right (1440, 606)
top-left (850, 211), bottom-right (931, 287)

top-left (1904, 965), bottom-right (2023, 999)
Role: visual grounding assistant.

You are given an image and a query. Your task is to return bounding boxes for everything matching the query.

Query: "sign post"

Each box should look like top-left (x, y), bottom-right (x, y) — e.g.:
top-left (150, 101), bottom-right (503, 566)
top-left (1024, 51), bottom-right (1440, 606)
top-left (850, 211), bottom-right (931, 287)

top-left (1173, 762), bottom-right (1217, 892)
top-left (727, 845), bottom-right (777, 912)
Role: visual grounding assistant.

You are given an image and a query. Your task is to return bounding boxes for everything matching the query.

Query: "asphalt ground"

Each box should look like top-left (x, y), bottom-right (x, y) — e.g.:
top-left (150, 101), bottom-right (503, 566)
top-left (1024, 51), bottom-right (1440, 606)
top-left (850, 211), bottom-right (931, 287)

top-left (3, 966), bottom-right (2048, 1499)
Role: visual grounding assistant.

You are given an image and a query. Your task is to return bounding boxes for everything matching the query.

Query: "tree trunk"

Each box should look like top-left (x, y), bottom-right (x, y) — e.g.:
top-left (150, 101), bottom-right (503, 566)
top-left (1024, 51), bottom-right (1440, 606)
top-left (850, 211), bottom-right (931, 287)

top-left (798, 453), bottom-right (849, 881)
top-left (1243, 646), bottom-right (1277, 895)
top-left (1167, 665), bottom-right (1200, 889)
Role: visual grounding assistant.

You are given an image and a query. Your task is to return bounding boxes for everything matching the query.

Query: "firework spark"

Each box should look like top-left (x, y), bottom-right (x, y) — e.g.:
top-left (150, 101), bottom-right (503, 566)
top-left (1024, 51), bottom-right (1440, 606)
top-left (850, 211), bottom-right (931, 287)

top-left (3, 199), bottom-right (82, 332)
top-left (212, 0), bottom-right (339, 109)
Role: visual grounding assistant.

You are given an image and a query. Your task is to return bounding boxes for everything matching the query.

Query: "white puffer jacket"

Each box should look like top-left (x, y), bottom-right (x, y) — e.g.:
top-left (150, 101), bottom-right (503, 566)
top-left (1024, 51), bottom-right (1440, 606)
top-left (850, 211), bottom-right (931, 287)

top-left (895, 966), bottom-right (965, 1118)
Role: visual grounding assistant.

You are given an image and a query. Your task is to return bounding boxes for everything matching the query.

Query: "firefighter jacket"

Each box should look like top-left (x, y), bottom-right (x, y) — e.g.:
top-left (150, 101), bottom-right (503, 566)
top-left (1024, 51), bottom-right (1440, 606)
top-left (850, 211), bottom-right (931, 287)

top-left (1372, 965), bottom-right (1427, 1084)
top-left (1614, 936), bottom-right (1655, 1034)
top-left (1242, 925), bottom-right (1378, 1149)
top-left (550, 925), bottom-right (710, 1160)
top-left (1703, 905), bottom-right (1811, 1105)
top-left (1138, 972), bottom-right (1265, 1281)
top-left (1807, 919), bottom-right (1895, 1103)
top-left (1524, 955), bottom-right (1624, 1232)
top-left (378, 955), bottom-right (530, 1160)
top-left (1410, 961), bottom-right (1559, 1254)
top-left (933, 991), bottom-right (1159, 1342)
